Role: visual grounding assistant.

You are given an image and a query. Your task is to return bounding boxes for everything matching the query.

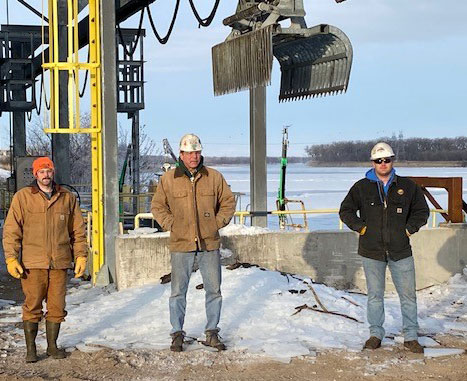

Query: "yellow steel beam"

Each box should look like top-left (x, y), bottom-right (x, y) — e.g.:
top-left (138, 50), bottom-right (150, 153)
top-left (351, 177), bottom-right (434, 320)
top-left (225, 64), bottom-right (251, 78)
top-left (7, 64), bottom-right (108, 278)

top-left (43, 0), bottom-right (104, 284)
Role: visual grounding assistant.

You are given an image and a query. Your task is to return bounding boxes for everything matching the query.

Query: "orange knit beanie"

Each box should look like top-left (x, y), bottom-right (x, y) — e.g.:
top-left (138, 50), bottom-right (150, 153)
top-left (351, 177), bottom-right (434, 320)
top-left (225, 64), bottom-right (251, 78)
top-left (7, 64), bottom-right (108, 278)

top-left (32, 157), bottom-right (54, 176)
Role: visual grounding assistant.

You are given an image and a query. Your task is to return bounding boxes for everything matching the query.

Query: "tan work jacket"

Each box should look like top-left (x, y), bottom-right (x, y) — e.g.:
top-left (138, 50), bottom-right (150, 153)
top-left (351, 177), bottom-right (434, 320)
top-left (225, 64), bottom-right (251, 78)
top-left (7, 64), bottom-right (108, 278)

top-left (2, 182), bottom-right (87, 269)
top-left (151, 166), bottom-right (236, 252)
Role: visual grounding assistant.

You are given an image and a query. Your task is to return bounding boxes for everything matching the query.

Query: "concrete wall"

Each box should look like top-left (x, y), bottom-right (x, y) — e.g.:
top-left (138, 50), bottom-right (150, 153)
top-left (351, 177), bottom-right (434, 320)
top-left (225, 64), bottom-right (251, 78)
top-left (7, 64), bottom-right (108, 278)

top-left (115, 225), bottom-right (467, 291)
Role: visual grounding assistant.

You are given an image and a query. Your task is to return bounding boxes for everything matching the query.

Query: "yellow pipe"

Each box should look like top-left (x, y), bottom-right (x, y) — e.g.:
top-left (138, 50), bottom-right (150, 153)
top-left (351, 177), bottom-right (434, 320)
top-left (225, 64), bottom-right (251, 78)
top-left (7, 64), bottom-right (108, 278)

top-left (67, 0), bottom-right (73, 130)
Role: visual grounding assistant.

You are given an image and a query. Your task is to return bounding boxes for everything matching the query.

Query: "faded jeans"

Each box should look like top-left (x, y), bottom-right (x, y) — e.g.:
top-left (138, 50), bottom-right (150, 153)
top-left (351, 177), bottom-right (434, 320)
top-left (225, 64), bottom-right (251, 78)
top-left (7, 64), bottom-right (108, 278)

top-left (169, 250), bottom-right (222, 335)
top-left (362, 256), bottom-right (419, 341)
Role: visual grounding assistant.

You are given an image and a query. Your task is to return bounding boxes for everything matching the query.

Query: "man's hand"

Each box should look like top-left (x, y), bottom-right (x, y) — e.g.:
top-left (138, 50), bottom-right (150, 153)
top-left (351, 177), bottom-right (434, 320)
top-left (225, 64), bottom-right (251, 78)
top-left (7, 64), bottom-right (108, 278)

top-left (359, 226), bottom-right (367, 235)
top-left (6, 258), bottom-right (23, 279)
top-left (406, 229), bottom-right (411, 237)
top-left (74, 257), bottom-right (87, 278)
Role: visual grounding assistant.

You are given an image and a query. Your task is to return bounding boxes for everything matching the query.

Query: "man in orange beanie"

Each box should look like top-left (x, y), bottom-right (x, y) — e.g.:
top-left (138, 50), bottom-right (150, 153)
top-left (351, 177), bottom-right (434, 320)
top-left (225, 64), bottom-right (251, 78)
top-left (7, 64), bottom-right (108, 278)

top-left (3, 157), bottom-right (87, 362)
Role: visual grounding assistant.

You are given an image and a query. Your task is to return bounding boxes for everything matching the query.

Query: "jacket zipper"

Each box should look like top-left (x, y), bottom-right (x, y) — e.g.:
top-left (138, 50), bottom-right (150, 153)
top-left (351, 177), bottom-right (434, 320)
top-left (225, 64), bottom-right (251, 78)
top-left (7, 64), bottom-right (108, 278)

top-left (379, 182), bottom-right (389, 261)
top-left (191, 175), bottom-right (201, 249)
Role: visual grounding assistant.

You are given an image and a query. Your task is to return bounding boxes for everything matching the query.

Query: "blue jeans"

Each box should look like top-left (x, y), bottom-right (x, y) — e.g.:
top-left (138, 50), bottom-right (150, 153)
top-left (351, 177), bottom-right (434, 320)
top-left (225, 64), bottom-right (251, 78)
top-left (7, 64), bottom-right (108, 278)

top-left (362, 256), bottom-right (419, 341)
top-left (169, 250), bottom-right (222, 335)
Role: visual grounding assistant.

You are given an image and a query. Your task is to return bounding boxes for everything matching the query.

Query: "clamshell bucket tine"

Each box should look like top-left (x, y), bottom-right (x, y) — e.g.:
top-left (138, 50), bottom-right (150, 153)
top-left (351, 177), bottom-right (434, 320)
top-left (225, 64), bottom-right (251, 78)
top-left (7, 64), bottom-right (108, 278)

top-left (212, 26), bottom-right (274, 96)
top-left (274, 25), bottom-right (352, 102)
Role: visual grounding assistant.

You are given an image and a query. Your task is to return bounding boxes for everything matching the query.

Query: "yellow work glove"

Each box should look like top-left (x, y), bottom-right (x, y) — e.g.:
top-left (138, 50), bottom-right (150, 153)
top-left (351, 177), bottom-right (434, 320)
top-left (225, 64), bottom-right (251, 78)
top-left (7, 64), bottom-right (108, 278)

top-left (74, 257), bottom-right (87, 278)
top-left (359, 226), bottom-right (367, 235)
top-left (6, 258), bottom-right (23, 279)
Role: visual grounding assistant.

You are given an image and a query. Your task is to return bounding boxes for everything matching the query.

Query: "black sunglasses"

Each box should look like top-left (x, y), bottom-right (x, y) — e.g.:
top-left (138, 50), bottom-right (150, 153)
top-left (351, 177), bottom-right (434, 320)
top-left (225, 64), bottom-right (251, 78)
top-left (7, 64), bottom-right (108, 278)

top-left (373, 158), bottom-right (392, 164)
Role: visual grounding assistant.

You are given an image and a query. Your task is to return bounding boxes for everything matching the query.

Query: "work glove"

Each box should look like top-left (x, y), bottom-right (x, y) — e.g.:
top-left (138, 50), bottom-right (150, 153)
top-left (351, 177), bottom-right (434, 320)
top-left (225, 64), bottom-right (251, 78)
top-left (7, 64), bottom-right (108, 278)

top-left (74, 257), bottom-right (87, 278)
top-left (359, 226), bottom-right (367, 235)
top-left (6, 258), bottom-right (23, 279)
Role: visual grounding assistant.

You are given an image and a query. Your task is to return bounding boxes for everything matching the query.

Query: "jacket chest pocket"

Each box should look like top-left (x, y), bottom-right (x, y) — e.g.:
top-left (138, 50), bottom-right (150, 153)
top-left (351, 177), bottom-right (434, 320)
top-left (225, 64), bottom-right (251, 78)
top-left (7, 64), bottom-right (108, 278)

top-left (172, 190), bottom-right (188, 216)
top-left (364, 196), bottom-right (382, 208)
top-left (53, 210), bottom-right (71, 245)
top-left (389, 194), bottom-right (408, 217)
top-left (363, 196), bottom-right (382, 221)
top-left (26, 205), bottom-right (45, 226)
top-left (54, 210), bottom-right (70, 227)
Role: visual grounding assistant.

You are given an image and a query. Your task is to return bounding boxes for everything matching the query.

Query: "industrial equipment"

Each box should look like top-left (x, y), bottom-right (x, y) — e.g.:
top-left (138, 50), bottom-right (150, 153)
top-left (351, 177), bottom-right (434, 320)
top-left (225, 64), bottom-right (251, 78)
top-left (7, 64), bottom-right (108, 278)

top-left (276, 127), bottom-right (308, 230)
top-left (162, 138), bottom-right (178, 172)
top-left (212, 0), bottom-right (353, 102)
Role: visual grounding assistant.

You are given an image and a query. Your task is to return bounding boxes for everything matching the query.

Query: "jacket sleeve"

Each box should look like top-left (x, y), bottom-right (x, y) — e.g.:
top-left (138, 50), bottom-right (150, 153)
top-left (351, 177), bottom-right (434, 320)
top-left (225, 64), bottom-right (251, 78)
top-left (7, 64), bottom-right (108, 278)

top-left (406, 183), bottom-right (429, 234)
top-left (151, 176), bottom-right (174, 231)
top-left (339, 183), bottom-right (365, 233)
top-left (215, 175), bottom-right (236, 229)
top-left (2, 194), bottom-right (24, 261)
top-left (69, 195), bottom-right (88, 259)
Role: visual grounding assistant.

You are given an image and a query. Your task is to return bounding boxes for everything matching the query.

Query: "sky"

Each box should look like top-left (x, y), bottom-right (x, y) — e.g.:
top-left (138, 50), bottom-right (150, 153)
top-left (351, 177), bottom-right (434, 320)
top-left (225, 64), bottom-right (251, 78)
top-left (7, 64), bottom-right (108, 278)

top-left (0, 0), bottom-right (466, 156)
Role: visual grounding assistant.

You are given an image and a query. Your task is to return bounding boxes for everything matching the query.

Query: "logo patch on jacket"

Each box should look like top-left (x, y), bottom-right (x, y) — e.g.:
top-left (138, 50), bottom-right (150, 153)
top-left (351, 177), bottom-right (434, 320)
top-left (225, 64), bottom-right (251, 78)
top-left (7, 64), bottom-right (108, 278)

top-left (397, 189), bottom-right (404, 195)
top-left (396, 208), bottom-right (403, 214)
top-left (60, 214), bottom-right (65, 220)
top-left (204, 212), bottom-right (210, 217)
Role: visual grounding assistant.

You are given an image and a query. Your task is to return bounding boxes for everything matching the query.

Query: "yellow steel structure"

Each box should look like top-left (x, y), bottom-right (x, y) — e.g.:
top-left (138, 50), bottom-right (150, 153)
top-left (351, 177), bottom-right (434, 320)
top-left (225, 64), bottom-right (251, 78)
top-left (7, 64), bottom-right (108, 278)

top-left (42, 0), bottom-right (104, 283)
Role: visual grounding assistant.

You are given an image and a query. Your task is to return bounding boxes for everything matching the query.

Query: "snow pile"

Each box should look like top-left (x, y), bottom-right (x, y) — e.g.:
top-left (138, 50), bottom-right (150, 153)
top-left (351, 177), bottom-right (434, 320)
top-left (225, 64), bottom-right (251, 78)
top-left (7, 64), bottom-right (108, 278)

top-left (125, 224), bottom-right (270, 238)
top-left (0, 168), bottom-right (10, 180)
top-left (1, 266), bottom-right (466, 363)
top-left (219, 224), bottom-right (271, 236)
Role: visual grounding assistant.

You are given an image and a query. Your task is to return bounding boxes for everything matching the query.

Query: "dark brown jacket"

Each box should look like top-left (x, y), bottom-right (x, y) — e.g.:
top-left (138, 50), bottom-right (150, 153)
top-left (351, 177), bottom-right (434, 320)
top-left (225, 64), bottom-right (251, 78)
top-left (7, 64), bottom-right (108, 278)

top-left (151, 166), bottom-right (236, 252)
top-left (339, 175), bottom-right (429, 261)
top-left (3, 183), bottom-right (87, 269)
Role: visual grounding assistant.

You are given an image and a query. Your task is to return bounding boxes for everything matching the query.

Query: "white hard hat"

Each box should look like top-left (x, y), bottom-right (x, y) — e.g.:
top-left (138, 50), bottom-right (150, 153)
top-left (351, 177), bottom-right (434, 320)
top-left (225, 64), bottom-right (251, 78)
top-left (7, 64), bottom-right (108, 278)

top-left (179, 133), bottom-right (203, 152)
top-left (370, 142), bottom-right (395, 160)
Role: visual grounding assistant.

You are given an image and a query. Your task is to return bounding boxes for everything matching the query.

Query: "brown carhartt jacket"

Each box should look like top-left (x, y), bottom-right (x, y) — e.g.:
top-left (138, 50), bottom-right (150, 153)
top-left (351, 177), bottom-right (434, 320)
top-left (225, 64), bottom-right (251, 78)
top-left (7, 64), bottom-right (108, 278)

top-left (151, 166), bottom-right (236, 252)
top-left (2, 182), bottom-right (87, 269)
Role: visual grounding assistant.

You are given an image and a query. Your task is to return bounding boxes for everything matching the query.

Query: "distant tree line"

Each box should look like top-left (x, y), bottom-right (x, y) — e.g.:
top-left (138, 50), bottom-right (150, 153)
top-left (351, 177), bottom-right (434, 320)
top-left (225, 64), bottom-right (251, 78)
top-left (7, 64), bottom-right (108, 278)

top-left (146, 156), bottom-right (308, 168)
top-left (305, 137), bottom-right (467, 162)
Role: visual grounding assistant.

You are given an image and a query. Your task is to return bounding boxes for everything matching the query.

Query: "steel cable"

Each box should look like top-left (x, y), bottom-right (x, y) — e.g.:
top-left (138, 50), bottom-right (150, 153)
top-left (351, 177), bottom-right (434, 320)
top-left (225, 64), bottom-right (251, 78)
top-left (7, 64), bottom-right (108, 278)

top-left (117, 8), bottom-right (145, 57)
top-left (188, 0), bottom-right (221, 27)
top-left (146, 0), bottom-right (181, 45)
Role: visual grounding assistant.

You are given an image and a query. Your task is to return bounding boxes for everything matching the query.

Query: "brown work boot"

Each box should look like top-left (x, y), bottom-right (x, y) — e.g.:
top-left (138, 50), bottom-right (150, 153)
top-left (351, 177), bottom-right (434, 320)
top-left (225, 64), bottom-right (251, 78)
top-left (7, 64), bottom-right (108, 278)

top-left (23, 321), bottom-right (39, 363)
top-left (363, 336), bottom-right (382, 350)
top-left (204, 330), bottom-right (226, 351)
top-left (46, 321), bottom-right (66, 359)
top-left (404, 340), bottom-right (424, 353)
top-left (170, 331), bottom-right (184, 352)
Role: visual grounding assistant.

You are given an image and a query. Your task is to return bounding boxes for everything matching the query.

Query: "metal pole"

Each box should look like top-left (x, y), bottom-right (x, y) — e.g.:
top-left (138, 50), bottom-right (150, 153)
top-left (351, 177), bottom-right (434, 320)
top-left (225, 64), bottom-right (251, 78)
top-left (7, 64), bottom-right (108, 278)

top-left (11, 43), bottom-right (26, 190)
top-left (131, 111), bottom-right (140, 215)
top-left (100, 0), bottom-right (119, 284)
top-left (52, 0), bottom-right (71, 185)
top-left (249, 86), bottom-right (267, 227)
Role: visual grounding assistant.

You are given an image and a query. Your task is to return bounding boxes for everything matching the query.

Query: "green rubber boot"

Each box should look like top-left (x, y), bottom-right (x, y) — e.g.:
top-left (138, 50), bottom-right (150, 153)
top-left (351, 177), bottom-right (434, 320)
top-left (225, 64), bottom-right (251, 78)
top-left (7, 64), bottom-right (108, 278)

top-left (23, 321), bottom-right (39, 363)
top-left (46, 321), bottom-right (66, 359)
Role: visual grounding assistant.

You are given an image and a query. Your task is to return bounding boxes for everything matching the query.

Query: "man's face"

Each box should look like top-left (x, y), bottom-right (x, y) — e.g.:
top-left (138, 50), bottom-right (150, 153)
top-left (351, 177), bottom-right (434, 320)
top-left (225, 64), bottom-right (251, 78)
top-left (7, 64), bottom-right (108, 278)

top-left (372, 157), bottom-right (394, 177)
top-left (180, 150), bottom-right (201, 171)
top-left (35, 168), bottom-right (54, 187)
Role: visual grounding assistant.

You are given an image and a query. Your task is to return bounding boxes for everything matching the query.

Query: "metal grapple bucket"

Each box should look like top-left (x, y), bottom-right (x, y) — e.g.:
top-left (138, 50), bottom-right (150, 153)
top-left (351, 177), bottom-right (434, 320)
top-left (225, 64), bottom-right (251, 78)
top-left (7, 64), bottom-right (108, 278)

top-left (273, 25), bottom-right (352, 101)
top-left (212, 24), bottom-right (353, 102)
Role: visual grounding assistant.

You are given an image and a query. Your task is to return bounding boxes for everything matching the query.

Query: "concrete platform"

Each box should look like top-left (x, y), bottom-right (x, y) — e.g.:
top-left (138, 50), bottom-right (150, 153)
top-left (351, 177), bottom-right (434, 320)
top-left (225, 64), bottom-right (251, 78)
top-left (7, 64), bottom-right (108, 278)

top-left (115, 226), bottom-right (467, 291)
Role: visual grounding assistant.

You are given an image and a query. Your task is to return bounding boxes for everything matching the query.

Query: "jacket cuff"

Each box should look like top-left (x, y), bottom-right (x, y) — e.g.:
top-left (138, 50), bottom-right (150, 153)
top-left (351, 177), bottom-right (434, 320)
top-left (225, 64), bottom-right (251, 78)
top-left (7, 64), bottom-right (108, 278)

top-left (406, 225), bottom-right (418, 235)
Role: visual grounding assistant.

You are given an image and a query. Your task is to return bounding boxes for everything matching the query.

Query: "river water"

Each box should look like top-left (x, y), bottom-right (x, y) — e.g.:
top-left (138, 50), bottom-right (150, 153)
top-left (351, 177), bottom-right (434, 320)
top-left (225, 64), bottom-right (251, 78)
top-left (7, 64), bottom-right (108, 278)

top-left (213, 164), bottom-right (467, 230)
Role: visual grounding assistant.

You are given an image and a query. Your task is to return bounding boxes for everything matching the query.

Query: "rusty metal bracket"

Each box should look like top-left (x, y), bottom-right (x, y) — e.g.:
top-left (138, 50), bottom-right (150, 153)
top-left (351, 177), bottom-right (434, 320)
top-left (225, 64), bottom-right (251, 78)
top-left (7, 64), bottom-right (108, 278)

top-left (408, 177), bottom-right (465, 223)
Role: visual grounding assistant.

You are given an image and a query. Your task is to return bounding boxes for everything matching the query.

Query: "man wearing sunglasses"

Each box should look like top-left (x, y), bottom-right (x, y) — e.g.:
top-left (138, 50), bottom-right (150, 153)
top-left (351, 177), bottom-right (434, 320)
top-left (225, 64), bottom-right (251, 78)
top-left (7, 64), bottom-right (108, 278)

top-left (339, 142), bottom-right (429, 353)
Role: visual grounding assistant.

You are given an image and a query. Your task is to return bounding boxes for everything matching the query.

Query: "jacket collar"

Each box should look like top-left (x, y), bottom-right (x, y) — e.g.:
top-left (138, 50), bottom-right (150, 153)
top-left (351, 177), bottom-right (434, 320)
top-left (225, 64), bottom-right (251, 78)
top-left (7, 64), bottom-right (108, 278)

top-left (29, 180), bottom-right (61, 194)
top-left (365, 168), bottom-right (397, 185)
top-left (174, 156), bottom-right (206, 179)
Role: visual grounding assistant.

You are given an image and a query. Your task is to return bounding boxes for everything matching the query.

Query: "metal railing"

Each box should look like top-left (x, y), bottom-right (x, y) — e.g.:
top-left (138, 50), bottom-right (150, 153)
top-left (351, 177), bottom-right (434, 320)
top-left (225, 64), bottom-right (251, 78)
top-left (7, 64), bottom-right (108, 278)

top-left (133, 208), bottom-right (452, 231)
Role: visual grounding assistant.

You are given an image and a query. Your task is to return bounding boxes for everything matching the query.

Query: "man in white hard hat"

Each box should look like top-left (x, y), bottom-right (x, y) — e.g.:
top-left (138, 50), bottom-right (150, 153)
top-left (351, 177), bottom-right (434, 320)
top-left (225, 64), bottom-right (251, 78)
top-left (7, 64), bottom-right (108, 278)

top-left (151, 133), bottom-right (236, 352)
top-left (339, 142), bottom-right (429, 353)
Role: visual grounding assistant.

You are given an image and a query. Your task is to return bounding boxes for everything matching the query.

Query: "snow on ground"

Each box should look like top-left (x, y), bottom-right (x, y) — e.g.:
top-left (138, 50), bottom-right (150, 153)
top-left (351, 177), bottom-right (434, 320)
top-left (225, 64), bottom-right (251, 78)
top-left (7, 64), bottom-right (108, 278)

top-left (0, 266), bottom-right (465, 362)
